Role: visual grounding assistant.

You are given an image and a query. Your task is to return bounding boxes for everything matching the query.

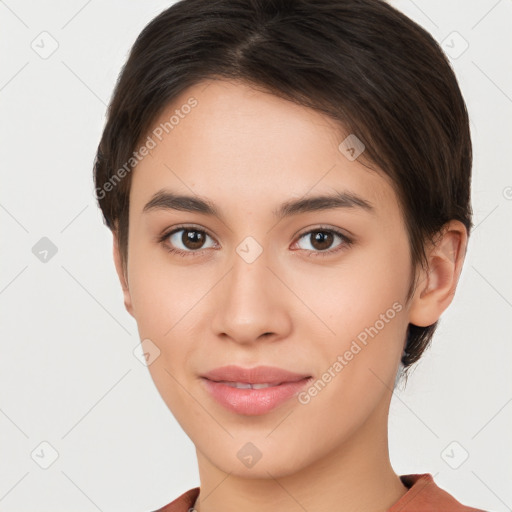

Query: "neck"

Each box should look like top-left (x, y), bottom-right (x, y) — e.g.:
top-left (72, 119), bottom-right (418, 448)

top-left (192, 398), bottom-right (408, 512)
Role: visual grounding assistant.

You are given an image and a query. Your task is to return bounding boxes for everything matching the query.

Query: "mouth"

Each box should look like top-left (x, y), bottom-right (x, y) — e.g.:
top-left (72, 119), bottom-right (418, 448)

top-left (213, 381), bottom-right (287, 389)
top-left (200, 365), bottom-right (312, 415)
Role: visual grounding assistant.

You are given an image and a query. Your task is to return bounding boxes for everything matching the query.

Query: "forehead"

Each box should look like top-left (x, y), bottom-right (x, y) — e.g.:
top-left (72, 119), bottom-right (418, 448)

top-left (130, 79), bottom-right (397, 219)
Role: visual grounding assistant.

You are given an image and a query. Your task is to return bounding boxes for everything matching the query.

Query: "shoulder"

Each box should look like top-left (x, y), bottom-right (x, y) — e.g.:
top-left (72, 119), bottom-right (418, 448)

top-left (151, 487), bottom-right (200, 512)
top-left (150, 476), bottom-right (490, 512)
top-left (389, 473), bottom-right (489, 512)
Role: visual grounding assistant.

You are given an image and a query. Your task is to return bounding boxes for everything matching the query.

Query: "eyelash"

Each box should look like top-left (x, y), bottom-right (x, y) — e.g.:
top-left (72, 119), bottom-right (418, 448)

top-left (157, 224), bottom-right (353, 258)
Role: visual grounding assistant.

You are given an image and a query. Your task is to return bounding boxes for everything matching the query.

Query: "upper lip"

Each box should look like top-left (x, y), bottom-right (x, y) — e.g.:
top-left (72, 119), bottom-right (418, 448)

top-left (201, 365), bottom-right (311, 385)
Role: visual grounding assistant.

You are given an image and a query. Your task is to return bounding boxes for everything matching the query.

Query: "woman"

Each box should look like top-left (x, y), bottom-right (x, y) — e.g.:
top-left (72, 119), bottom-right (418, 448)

top-left (93, 0), bottom-right (486, 510)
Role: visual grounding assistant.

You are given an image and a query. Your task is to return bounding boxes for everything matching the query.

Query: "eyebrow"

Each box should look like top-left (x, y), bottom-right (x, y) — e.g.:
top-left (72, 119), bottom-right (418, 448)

top-left (142, 189), bottom-right (375, 220)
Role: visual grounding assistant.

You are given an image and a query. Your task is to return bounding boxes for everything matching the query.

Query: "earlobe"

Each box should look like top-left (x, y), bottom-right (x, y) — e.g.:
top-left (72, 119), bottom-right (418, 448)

top-left (408, 220), bottom-right (468, 327)
top-left (112, 233), bottom-right (134, 318)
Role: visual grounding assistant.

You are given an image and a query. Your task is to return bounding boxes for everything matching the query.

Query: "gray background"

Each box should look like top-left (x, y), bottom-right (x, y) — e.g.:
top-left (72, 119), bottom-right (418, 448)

top-left (1, 0), bottom-right (511, 511)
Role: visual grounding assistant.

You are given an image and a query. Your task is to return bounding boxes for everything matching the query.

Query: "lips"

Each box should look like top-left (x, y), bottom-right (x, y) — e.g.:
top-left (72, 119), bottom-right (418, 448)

top-left (201, 365), bottom-right (310, 385)
top-left (200, 365), bottom-right (312, 415)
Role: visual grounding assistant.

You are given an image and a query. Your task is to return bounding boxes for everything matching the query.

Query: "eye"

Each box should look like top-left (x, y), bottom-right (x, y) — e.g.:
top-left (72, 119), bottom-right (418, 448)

top-left (158, 224), bottom-right (352, 258)
top-left (293, 227), bottom-right (352, 256)
top-left (159, 225), bottom-right (217, 256)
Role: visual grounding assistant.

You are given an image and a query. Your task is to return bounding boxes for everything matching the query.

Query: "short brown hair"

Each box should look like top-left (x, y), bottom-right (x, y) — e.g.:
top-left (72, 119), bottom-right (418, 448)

top-left (93, 0), bottom-right (472, 379)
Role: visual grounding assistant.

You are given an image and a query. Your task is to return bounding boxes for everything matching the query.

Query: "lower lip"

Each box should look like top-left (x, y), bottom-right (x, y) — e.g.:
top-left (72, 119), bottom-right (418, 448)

top-left (201, 377), bottom-right (312, 415)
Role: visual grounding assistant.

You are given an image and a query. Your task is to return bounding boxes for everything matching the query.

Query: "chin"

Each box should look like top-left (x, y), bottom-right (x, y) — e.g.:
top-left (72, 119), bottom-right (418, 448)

top-left (197, 435), bottom-right (316, 480)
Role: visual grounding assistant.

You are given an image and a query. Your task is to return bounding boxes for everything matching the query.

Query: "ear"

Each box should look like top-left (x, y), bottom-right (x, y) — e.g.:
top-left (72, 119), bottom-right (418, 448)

top-left (112, 232), bottom-right (134, 318)
top-left (408, 220), bottom-right (468, 327)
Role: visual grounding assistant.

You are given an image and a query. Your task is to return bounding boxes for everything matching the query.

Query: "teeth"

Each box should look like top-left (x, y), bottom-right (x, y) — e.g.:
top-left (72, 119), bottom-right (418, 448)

top-left (251, 383), bottom-right (274, 389)
top-left (220, 381), bottom-right (278, 389)
top-left (228, 382), bottom-right (253, 389)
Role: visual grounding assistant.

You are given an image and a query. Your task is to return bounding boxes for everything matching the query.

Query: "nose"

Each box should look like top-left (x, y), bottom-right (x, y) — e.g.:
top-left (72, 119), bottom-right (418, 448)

top-left (210, 247), bottom-right (292, 346)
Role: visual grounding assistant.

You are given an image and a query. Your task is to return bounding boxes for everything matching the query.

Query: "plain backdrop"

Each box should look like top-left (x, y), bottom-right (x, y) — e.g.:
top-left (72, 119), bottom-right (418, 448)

top-left (1, 1), bottom-right (511, 511)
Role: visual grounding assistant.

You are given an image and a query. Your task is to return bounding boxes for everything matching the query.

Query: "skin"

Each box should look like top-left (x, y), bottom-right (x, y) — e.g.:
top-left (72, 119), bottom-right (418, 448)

top-left (112, 79), bottom-right (467, 512)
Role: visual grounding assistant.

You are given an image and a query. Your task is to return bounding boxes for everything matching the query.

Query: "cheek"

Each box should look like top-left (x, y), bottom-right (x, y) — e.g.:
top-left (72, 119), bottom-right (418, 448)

top-left (292, 248), bottom-right (410, 342)
top-left (288, 259), bottom-right (408, 451)
top-left (126, 243), bottom-right (214, 386)
top-left (126, 247), bottom-right (199, 418)
top-left (290, 235), bottom-right (410, 390)
top-left (127, 240), bottom-right (202, 335)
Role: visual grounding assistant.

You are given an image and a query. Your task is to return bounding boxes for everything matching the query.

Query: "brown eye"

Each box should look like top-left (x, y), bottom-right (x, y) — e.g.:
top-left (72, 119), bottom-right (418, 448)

top-left (295, 228), bottom-right (351, 256)
top-left (165, 227), bottom-right (216, 253)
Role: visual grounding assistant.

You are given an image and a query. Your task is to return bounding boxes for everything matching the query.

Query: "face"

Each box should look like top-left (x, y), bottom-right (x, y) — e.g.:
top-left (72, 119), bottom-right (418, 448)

top-left (118, 79), bottom-right (416, 479)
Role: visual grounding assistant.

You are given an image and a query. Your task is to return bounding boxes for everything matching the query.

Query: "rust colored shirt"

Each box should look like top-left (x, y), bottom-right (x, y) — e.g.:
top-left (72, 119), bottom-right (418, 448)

top-left (153, 473), bottom-right (487, 511)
